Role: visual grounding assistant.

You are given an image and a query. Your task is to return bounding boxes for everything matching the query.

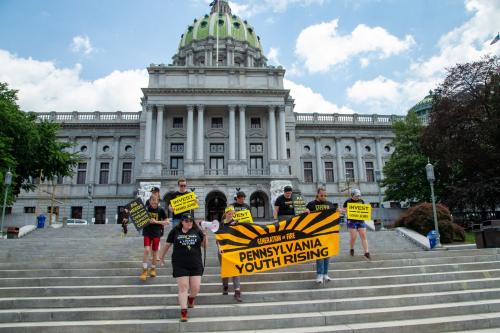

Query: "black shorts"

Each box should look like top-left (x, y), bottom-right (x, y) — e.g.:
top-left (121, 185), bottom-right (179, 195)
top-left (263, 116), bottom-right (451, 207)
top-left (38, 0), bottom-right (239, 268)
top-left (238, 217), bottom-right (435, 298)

top-left (172, 264), bottom-right (204, 278)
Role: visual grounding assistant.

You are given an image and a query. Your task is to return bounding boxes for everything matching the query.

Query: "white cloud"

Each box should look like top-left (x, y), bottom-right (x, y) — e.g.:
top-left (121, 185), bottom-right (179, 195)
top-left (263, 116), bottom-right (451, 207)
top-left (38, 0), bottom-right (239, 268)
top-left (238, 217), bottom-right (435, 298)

top-left (0, 49), bottom-right (148, 112)
top-left (284, 79), bottom-right (353, 114)
top-left (295, 19), bottom-right (415, 73)
top-left (266, 47), bottom-right (281, 65)
top-left (345, 0), bottom-right (500, 115)
top-left (70, 35), bottom-right (94, 55)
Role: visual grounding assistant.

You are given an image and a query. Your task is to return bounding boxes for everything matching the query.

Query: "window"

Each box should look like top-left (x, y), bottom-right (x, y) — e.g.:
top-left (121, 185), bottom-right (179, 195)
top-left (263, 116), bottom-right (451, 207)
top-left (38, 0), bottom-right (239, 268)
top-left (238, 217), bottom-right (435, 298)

top-left (250, 143), bottom-right (263, 153)
top-left (24, 207), bottom-right (36, 214)
top-left (287, 149), bottom-right (291, 159)
top-left (288, 166), bottom-right (292, 175)
top-left (304, 161), bottom-right (313, 183)
top-left (324, 145), bottom-right (331, 153)
top-left (250, 193), bottom-right (266, 219)
top-left (286, 132), bottom-right (290, 141)
top-left (384, 145), bottom-right (391, 152)
top-left (209, 157), bottom-right (224, 175)
top-left (345, 145), bottom-right (352, 152)
top-left (325, 162), bottom-right (334, 182)
top-left (77, 162), bottom-right (87, 184)
top-left (125, 145), bottom-right (133, 153)
top-left (99, 162), bottom-right (110, 184)
top-left (173, 117), bottom-right (183, 128)
top-left (365, 161), bottom-right (375, 182)
top-left (345, 161), bottom-right (355, 181)
top-left (71, 206), bottom-right (83, 219)
top-left (304, 145), bottom-right (310, 152)
top-left (103, 145), bottom-right (110, 152)
top-left (250, 118), bottom-right (261, 128)
top-left (365, 145), bottom-right (371, 153)
top-left (170, 157), bottom-right (184, 170)
top-left (210, 143), bottom-right (224, 153)
top-left (250, 157), bottom-right (263, 175)
top-left (80, 146), bottom-right (87, 153)
top-left (56, 175), bottom-right (64, 185)
top-left (211, 117), bottom-right (223, 128)
top-left (122, 162), bottom-right (132, 184)
top-left (171, 143), bottom-right (184, 153)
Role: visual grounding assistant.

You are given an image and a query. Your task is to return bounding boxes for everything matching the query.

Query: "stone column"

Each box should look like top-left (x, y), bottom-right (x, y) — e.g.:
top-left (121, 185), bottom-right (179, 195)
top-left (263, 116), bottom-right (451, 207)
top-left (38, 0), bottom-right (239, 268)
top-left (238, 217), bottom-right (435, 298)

top-left (375, 137), bottom-right (383, 175)
top-left (239, 105), bottom-right (247, 161)
top-left (144, 105), bottom-right (153, 161)
top-left (355, 137), bottom-right (364, 182)
top-left (111, 136), bottom-right (120, 184)
top-left (155, 105), bottom-right (164, 161)
top-left (89, 136), bottom-right (98, 184)
top-left (278, 105), bottom-right (287, 160)
top-left (268, 106), bottom-right (277, 160)
top-left (315, 137), bottom-right (323, 184)
top-left (228, 105), bottom-right (236, 161)
top-left (335, 137), bottom-right (344, 183)
top-left (196, 105), bottom-right (205, 161)
top-left (186, 105), bottom-right (194, 162)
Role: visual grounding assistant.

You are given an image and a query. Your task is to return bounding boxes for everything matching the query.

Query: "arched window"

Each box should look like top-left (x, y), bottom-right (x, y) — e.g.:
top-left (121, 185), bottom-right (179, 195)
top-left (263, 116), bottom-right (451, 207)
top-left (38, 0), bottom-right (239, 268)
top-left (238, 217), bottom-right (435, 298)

top-left (250, 191), bottom-right (268, 220)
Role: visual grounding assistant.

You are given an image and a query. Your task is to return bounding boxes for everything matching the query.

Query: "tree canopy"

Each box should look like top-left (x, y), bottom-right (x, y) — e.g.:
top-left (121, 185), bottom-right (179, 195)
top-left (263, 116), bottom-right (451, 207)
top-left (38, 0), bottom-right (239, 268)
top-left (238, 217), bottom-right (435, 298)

top-left (0, 82), bottom-right (79, 203)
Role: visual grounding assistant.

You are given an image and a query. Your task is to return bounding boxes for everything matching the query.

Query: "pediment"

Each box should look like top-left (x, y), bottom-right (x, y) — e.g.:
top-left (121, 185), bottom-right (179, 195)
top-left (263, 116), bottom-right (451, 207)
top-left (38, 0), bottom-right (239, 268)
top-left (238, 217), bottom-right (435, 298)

top-left (248, 130), bottom-right (265, 138)
top-left (207, 129), bottom-right (227, 138)
top-left (167, 129), bottom-right (186, 138)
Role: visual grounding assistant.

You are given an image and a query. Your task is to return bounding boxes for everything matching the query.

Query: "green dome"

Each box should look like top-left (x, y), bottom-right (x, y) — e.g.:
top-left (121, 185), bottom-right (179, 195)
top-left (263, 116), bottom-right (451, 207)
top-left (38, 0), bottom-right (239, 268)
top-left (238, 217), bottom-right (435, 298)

top-left (409, 90), bottom-right (433, 115)
top-left (178, 4), bottom-right (263, 52)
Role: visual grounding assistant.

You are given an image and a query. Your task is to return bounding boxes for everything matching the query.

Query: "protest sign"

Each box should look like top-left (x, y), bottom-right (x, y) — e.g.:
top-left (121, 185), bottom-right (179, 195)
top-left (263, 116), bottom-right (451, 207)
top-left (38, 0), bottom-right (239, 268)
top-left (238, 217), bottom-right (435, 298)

top-left (292, 193), bottom-right (306, 215)
top-left (233, 209), bottom-right (253, 223)
top-left (126, 198), bottom-right (150, 231)
top-left (171, 192), bottom-right (199, 215)
top-left (347, 202), bottom-right (371, 220)
top-left (215, 209), bottom-right (340, 278)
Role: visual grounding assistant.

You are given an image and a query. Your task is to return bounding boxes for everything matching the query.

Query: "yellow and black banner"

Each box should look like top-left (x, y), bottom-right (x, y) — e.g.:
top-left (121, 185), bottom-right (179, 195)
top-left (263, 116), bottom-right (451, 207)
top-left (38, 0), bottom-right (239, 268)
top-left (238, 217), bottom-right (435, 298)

top-left (215, 209), bottom-right (340, 278)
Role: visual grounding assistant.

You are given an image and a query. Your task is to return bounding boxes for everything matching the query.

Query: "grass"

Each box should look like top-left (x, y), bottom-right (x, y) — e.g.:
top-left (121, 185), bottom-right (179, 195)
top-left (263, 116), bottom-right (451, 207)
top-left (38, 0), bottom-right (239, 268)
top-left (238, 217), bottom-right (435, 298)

top-left (464, 231), bottom-right (476, 244)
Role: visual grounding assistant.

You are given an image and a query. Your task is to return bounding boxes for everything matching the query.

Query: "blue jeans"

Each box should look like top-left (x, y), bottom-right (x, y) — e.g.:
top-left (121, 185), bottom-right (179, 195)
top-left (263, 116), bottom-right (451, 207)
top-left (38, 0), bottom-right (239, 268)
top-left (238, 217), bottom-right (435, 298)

top-left (316, 258), bottom-right (330, 275)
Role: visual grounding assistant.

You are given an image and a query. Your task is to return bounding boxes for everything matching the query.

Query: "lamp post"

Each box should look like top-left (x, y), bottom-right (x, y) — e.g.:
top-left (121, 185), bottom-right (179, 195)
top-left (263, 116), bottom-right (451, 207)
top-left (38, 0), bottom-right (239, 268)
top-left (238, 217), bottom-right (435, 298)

top-left (1, 169), bottom-right (13, 238)
top-left (374, 170), bottom-right (385, 230)
top-left (425, 161), bottom-right (441, 248)
top-left (87, 184), bottom-right (93, 225)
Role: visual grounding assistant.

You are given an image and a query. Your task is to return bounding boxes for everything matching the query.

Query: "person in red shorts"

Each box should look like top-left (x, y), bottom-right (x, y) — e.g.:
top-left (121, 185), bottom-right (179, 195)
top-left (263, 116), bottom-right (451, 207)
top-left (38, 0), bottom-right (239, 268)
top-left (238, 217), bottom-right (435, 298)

top-left (140, 195), bottom-right (169, 281)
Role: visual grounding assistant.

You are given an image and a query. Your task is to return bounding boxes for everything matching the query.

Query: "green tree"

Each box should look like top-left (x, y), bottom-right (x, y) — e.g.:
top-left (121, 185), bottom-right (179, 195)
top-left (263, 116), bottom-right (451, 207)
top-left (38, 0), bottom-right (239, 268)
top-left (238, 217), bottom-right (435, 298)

top-left (382, 111), bottom-right (434, 203)
top-left (421, 55), bottom-right (500, 211)
top-left (0, 82), bottom-right (79, 202)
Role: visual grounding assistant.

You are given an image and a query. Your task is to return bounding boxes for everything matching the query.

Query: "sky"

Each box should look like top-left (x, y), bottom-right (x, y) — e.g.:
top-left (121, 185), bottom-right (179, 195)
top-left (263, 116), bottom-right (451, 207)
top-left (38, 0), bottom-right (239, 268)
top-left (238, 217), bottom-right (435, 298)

top-left (0, 0), bottom-right (499, 115)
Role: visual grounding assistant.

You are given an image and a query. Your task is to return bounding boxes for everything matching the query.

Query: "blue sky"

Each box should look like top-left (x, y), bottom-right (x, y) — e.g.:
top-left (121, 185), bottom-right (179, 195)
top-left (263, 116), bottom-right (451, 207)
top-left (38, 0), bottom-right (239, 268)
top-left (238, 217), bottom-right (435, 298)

top-left (0, 0), bottom-right (499, 115)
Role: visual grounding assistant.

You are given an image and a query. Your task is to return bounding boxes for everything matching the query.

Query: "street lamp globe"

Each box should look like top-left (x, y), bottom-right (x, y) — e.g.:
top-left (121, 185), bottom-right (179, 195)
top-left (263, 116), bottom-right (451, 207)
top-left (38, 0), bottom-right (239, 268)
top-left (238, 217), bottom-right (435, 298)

top-left (425, 162), bottom-right (435, 182)
top-left (5, 171), bottom-right (12, 185)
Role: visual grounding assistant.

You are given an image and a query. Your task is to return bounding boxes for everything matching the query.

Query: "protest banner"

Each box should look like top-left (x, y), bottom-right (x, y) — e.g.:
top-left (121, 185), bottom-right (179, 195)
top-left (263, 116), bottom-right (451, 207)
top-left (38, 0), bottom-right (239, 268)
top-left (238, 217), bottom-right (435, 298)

top-left (347, 202), bottom-right (372, 220)
top-left (233, 209), bottom-right (253, 223)
top-left (292, 193), bottom-right (306, 215)
top-left (215, 209), bottom-right (340, 278)
top-left (171, 192), bottom-right (199, 215)
top-left (126, 198), bottom-right (150, 231)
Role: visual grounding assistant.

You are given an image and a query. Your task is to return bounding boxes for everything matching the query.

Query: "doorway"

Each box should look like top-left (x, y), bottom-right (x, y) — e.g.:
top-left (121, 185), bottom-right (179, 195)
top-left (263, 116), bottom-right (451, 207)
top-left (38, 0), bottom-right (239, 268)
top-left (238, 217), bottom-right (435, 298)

top-left (205, 191), bottom-right (227, 222)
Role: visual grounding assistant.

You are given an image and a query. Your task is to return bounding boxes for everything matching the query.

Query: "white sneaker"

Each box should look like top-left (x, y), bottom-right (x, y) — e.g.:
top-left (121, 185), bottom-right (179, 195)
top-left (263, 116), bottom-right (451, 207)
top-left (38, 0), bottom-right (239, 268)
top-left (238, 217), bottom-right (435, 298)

top-left (323, 275), bottom-right (332, 282)
top-left (315, 274), bottom-right (323, 283)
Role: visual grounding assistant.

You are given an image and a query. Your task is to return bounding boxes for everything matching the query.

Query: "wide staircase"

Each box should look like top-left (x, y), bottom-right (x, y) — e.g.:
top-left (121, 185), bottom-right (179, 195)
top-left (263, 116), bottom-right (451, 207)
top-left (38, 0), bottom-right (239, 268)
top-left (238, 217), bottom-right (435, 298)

top-left (0, 224), bottom-right (499, 332)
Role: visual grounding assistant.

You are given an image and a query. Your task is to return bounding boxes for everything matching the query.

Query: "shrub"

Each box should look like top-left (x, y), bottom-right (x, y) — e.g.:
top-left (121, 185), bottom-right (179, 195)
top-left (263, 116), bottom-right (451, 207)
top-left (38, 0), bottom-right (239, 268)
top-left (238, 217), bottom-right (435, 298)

top-left (394, 202), bottom-right (465, 243)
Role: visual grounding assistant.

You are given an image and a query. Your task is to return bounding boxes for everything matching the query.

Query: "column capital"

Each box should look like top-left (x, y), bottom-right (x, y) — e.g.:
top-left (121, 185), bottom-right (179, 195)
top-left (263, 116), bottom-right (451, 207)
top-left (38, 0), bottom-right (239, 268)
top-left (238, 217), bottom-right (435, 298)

top-left (278, 105), bottom-right (285, 112)
top-left (196, 104), bottom-right (205, 112)
top-left (238, 104), bottom-right (246, 111)
top-left (186, 105), bottom-right (195, 112)
top-left (268, 105), bottom-right (276, 112)
top-left (91, 135), bottom-right (98, 142)
top-left (228, 104), bottom-right (237, 112)
top-left (113, 135), bottom-right (121, 141)
top-left (68, 136), bottom-right (76, 142)
top-left (146, 104), bottom-right (154, 112)
top-left (156, 104), bottom-right (165, 112)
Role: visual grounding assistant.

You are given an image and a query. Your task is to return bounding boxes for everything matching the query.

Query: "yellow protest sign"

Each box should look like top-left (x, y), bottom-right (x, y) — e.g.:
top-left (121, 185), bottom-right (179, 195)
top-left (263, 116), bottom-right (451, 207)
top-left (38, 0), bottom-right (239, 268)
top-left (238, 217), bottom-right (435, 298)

top-left (233, 209), bottom-right (253, 223)
top-left (347, 202), bottom-right (371, 220)
top-left (215, 210), bottom-right (340, 278)
top-left (171, 192), bottom-right (199, 215)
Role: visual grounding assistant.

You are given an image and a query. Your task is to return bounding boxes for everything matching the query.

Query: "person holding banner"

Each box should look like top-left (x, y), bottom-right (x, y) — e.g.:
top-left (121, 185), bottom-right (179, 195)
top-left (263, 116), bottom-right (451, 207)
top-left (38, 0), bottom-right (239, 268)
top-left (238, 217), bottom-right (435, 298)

top-left (305, 187), bottom-right (336, 283)
top-left (139, 195), bottom-right (169, 281)
top-left (343, 189), bottom-right (371, 260)
top-left (217, 205), bottom-right (243, 302)
top-left (160, 213), bottom-right (208, 322)
top-left (273, 185), bottom-right (295, 222)
top-left (168, 177), bottom-right (196, 228)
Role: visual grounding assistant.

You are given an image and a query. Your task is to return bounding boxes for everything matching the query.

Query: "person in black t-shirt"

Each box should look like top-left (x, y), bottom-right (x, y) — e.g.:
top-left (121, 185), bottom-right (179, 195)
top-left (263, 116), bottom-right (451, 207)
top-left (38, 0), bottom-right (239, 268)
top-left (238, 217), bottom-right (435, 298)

top-left (160, 213), bottom-right (207, 322)
top-left (139, 195), bottom-right (169, 282)
top-left (342, 189), bottom-right (370, 260)
top-left (232, 191), bottom-right (252, 222)
top-left (273, 185), bottom-right (295, 222)
top-left (305, 187), bottom-right (336, 284)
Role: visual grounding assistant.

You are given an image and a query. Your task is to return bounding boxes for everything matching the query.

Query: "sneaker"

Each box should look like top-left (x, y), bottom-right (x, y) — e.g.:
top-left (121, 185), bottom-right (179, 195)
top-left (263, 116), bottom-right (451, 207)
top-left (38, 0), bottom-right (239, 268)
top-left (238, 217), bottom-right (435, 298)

top-left (180, 309), bottom-right (188, 322)
top-left (323, 275), bottom-right (332, 282)
top-left (187, 296), bottom-right (196, 308)
top-left (234, 290), bottom-right (242, 302)
top-left (315, 274), bottom-right (323, 283)
top-left (350, 249), bottom-right (354, 256)
top-left (222, 285), bottom-right (229, 295)
top-left (139, 269), bottom-right (148, 282)
top-left (364, 252), bottom-right (371, 260)
top-left (149, 268), bottom-right (157, 278)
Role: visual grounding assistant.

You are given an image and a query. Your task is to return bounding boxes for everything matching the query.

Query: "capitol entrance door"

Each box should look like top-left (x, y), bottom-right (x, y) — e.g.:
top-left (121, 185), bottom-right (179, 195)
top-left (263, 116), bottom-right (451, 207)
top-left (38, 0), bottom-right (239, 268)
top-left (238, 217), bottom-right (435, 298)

top-left (205, 191), bottom-right (227, 222)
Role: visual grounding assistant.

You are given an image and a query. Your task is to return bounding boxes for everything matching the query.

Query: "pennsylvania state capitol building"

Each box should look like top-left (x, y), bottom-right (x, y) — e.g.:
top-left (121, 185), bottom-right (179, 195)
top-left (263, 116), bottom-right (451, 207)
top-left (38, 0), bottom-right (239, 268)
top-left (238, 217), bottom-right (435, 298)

top-left (14, 0), bottom-right (413, 224)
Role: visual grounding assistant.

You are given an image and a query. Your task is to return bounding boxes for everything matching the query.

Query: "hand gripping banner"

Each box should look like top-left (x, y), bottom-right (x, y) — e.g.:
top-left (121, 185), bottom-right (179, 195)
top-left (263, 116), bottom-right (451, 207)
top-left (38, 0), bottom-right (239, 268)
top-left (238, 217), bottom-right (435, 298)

top-left (215, 209), bottom-right (340, 278)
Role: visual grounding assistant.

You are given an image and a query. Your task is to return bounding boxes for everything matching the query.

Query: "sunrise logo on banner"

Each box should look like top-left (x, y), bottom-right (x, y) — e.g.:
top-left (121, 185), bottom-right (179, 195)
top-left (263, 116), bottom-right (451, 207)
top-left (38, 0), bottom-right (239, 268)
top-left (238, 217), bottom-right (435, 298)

top-left (215, 209), bottom-right (340, 278)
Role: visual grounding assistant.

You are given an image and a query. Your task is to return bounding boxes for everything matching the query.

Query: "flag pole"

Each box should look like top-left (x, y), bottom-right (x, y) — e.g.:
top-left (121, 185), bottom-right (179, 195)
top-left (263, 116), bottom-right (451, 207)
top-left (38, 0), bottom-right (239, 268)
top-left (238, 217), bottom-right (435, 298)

top-left (216, 0), bottom-right (220, 67)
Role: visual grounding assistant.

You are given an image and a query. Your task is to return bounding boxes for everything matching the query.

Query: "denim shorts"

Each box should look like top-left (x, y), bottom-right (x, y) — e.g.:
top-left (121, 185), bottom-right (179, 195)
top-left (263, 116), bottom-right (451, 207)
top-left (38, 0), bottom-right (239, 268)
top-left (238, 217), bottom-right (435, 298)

top-left (347, 221), bottom-right (367, 229)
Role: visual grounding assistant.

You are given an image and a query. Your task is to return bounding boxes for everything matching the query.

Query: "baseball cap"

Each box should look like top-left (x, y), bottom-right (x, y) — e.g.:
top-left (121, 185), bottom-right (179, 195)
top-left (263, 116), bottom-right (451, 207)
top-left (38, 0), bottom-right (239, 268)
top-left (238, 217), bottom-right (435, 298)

top-left (181, 213), bottom-right (193, 220)
top-left (351, 189), bottom-right (361, 197)
top-left (236, 191), bottom-right (246, 198)
top-left (284, 185), bottom-right (293, 192)
top-left (225, 206), bottom-right (235, 213)
top-left (150, 187), bottom-right (160, 193)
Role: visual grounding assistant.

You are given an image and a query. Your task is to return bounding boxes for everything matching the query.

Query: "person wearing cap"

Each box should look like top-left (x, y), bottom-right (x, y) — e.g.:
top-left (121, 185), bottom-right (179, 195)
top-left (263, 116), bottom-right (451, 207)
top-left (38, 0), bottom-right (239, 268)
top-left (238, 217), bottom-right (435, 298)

top-left (168, 177), bottom-right (197, 228)
top-left (342, 189), bottom-right (371, 260)
top-left (273, 185), bottom-right (295, 222)
top-left (216, 205), bottom-right (243, 302)
top-left (232, 191), bottom-right (252, 222)
top-left (145, 186), bottom-right (161, 207)
top-left (139, 195), bottom-right (169, 282)
top-left (305, 187), bottom-right (336, 283)
top-left (160, 212), bottom-right (208, 322)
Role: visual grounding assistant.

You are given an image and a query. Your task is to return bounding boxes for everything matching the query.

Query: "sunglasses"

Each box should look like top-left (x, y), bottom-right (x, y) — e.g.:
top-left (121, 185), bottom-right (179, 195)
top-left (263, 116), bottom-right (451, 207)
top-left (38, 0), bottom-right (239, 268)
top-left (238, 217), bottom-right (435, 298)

top-left (182, 219), bottom-right (193, 223)
top-left (179, 184), bottom-right (187, 187)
